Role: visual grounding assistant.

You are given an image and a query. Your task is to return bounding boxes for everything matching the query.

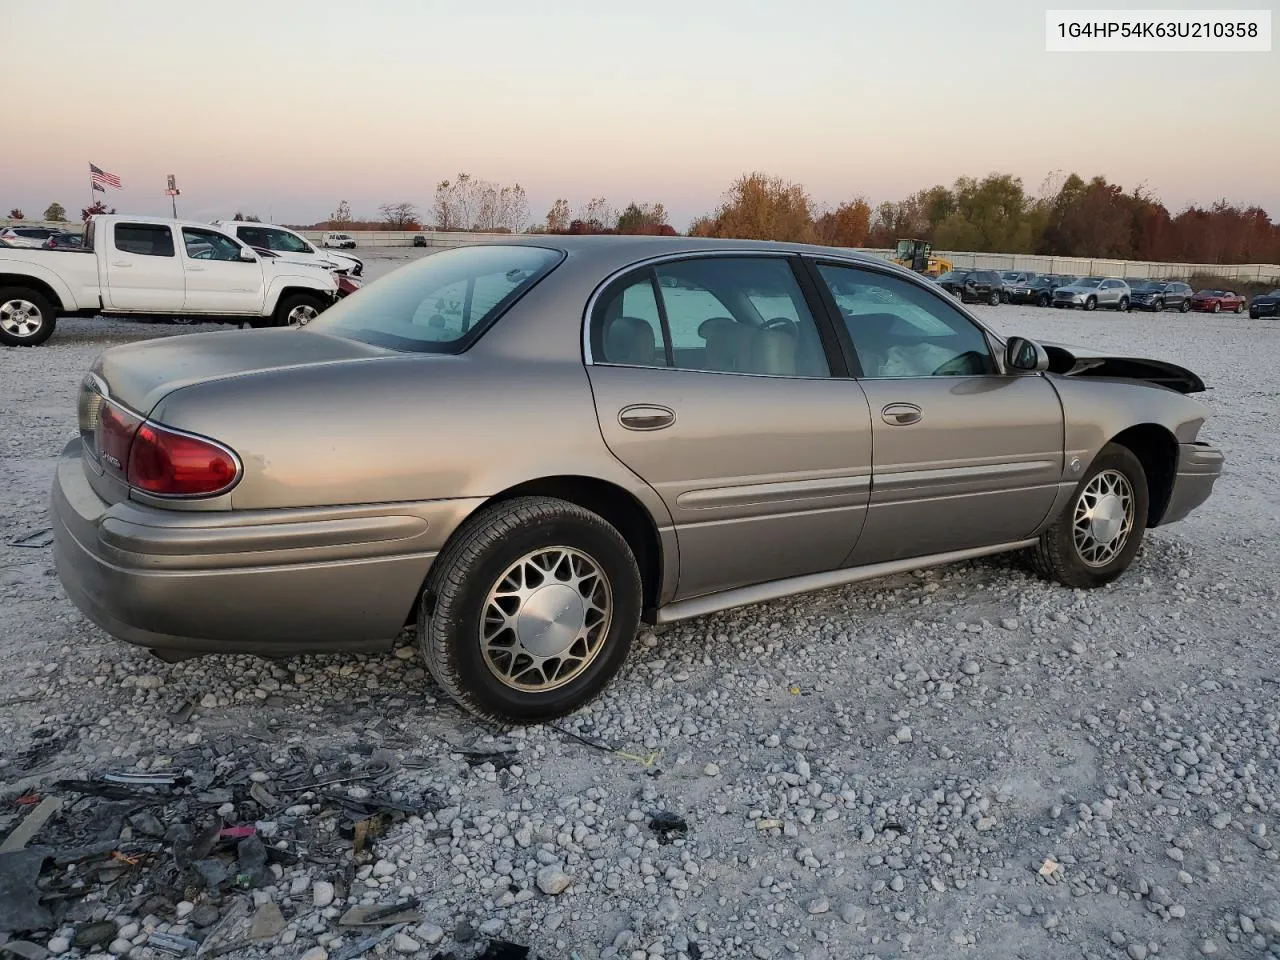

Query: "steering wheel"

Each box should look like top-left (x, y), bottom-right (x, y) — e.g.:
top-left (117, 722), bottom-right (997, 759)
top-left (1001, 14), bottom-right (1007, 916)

top-left (931, 351), bottom-right (983, 376)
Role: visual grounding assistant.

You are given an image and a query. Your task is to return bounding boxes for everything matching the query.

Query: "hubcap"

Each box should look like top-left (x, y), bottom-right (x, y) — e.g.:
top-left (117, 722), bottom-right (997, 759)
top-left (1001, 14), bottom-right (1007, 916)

top-left (481, 547), bottom-right (612, 692)
top-left (0, 298), bottom-right (43, 338)
top-left (287, 304), bottom-right (318, 327)
top-left (1072, 469), bottom-right (1135, 567)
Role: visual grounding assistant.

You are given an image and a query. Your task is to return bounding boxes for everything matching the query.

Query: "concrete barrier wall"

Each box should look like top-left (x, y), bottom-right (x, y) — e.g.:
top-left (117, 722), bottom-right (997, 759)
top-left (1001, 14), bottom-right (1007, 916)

top-left (5, 219), bottom-right (1277, 283)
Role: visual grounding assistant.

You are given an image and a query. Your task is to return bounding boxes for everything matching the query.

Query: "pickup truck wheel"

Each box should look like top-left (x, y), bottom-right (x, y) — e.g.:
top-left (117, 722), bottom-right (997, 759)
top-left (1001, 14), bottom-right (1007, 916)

top-left (418, 496), bottom-right (642, 723)
top-left (1031, 443), bottom-right (1149, 589)
top-left (274, 293), bottom-right (326, 328)
top-left (0, 287), bottom-right (56, 347)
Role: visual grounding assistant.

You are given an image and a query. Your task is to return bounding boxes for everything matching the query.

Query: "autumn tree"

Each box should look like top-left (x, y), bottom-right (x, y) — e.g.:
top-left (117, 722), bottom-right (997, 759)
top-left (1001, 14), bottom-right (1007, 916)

top-left (616, 202), bottom-right (672, 235)
top-left (696, 173), bottom-right (816, 243)
top-left (379, 202), bottom-right (420, 230)
top-left (814, 198), bottom-right (872, 248)
top-left (329, 201), bottom-right (353, 229)
top-left (7, 209), bottom-right (23, 220)
top-left (545, 199), bottom-right (570, 233)
top-left (43, 203), bottom-right (66, 222)
top-left (81, 201), bottom-right (116, 221)
top-left (232, 211), bottom-right (262, 222)
top-left (932, 174), bottom-right (1032, 252)
top-left (577, 198), bottom-right (617, 233)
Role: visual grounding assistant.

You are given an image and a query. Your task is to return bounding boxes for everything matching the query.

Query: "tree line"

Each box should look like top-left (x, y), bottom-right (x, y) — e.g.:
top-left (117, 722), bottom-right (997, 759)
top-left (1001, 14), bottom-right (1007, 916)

top-left (15, 169), bottom-right (1276, 264)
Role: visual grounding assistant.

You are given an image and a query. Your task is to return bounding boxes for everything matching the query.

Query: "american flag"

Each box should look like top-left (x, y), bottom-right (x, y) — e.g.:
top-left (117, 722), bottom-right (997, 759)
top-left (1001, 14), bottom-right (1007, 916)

top-left (90, 163), bottom-right (122, 189)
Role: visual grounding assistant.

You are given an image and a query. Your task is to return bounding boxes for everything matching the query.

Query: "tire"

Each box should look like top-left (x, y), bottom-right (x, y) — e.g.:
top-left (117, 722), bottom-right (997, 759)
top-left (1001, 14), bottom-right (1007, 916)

top-left (1153, 298), bottom-right (1164, 312)
top-left (1085, 296), bottom-right (1097, 311)
top-left (1118, 296), bottom-right (1130, 312)
top-left (1234, 302), bottom-right (1243, 314)
top-left (987, 290), bottom-right (1000, 306)
top-left (1179, 299), bottom-right (1190, 313)
top-left (0, 286), bottom-right (57, 347)
top-left (1212, 302), bottom-right (1220, 313)
top-left (1031, 443), bottom-right (1149, 589)
top-left (1036, 293), bottom-right (1050, 308)
top-left (418, 496), bottom-right (642, 723)
top-left (273, 292), bottom-right (327, 328)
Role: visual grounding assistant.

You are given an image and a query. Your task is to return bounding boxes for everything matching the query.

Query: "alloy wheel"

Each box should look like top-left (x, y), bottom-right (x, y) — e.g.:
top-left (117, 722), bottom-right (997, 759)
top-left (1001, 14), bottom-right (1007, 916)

top-left (0, 299), bottom-right (44, 338)
top-left (480, 547), bottom-right (613, 692)
top-left (287, 304), bottom-right (318, 326)
top-left (1072, 469), bottom-right (1135, 568)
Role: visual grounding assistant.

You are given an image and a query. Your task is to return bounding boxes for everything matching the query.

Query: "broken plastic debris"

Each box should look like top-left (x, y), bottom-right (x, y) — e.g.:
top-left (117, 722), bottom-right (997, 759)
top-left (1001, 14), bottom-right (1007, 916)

top-left (328, 921), bottom-right (408, 960)
top-left (338, 898), bottom-right (421, 926)
top-left (9, 529), bottom-right (54, 549)
top-left (148, 932), bottom-right (199, 955)
top-left (0, 797), bottom-right (63, 853)
top-left (1038, 857), bottom-right (1059, 877)
top-left (0, 850), bottom-right (53, 933)
top-left (756, 818), bottom-right (784, 830)
top-left (475, 942), bottom-right (531, 960)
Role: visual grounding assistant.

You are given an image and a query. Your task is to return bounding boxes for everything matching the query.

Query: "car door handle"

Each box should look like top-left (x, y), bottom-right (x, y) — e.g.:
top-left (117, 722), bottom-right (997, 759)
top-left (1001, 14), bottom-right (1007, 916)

top-left (111, 261), bottom-right (131, 267)
top-left (619, 404), bottom-right (675, 431)
top-left (188, 266), bottom-right (205, 272)
top-left (881, 402), bottom-right (922, 426)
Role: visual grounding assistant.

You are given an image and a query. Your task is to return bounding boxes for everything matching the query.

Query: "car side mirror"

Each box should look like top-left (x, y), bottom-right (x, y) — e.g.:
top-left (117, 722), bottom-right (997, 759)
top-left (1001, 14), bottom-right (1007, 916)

top-left (238, 253), bottom-right (257, 263)
top-left (1006, 336), bottom-right (1049, 372)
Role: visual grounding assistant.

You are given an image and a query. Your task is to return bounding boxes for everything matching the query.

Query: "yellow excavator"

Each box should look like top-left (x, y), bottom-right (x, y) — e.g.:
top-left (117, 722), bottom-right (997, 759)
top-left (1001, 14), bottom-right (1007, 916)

top-left (892, 239), bottom-right (952, 277)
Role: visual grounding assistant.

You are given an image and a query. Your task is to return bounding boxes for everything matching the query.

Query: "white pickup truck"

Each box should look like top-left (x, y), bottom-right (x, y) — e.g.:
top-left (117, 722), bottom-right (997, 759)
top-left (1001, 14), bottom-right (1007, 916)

top-left (0, 215), bottom-right (339, 346)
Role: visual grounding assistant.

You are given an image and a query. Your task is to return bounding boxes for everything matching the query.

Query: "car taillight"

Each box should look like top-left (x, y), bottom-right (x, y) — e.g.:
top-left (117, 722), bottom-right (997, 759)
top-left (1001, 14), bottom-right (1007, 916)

top-left (127, 422), bottom-right (241, 497)
top-left (94, 401), bottom-right (143, 479)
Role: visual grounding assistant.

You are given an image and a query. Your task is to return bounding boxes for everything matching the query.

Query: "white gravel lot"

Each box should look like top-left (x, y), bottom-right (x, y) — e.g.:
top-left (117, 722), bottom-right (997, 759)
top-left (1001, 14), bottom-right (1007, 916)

top-left (1, 251), bottom-right (1277, 960)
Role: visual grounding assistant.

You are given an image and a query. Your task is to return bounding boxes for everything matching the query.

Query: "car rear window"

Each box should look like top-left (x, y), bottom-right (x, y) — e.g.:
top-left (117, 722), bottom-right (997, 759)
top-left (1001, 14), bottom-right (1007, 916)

top-left (307, 244), bottom-right (563, 353)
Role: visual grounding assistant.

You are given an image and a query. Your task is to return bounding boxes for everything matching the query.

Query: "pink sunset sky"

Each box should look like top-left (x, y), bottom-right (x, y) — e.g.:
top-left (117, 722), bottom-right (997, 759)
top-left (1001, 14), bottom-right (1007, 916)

top-left (2, 0), bottom-right (1276, 229)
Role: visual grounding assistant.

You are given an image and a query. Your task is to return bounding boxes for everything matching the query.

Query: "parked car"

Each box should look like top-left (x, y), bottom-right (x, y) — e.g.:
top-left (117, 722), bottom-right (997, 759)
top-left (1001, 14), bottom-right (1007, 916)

top-left (1053, 277), bottom-right (1131, 311)
top-left (1005, 274), bottom-right (1077, 307)
top-left (50, 238), bottom-right (1222, 722)
top-left (44, 231), bottom-right (84, 250)
top-left (0, 215), bottom-right (338, 346)
top-left (1249, 289), bottom-right (1280, 319)
top-left (214, 220), bottom-right (363, 276)
top-left (936, 269), bottom-right (1004, 305)
top-left (1189, 288), bottom-right (1245, 313)
top-left (1128, 280), bottom-right (1192, 312)
top-left (323, 232), bottom-right (357, 249)
top-left (1, 226), bottom-right (59, 248)
top-left (413, 234), bottom-right (428, 248)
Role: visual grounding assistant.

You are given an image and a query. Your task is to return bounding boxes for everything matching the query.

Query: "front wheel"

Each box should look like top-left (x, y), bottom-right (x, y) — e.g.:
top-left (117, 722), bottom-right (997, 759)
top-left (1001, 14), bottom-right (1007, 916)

top-left (1085, 296), bottom-right (1097, 311)
top-left (1036, 293), bottom-right (1050, 307)
top-left (1031, 443), bottom-right (1149, 589)
top-left (418, 496), bottom-right (642, 723)
top-left (273, 293), bottom-right (327, 328)
top-left (0, 286), bottom-right (57, 347)
top-left (1212, 302), bottom-right (1221, 313)
top-left (1153, 298), bottom-right (1164, 312)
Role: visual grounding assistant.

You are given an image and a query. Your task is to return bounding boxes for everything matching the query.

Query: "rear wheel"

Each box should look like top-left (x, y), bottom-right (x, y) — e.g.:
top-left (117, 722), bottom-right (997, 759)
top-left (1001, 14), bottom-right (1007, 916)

top-left (1234, 301), bottom-right (1243, 314)
top-left (0, 287), bottom-right (56, 347)
top-left (418, 496), bottom-right (642, 723)
top-left (987, 290), bottom-right (1000, 306)
top-left (273, 293), bottom-right (327, 328)
top-left (1032, 443), bottom-right (1149, 589)
top-left (1179, 299), bottom-right (1190, 313)
top-left (1212, 302), bottom-right (1221, 313)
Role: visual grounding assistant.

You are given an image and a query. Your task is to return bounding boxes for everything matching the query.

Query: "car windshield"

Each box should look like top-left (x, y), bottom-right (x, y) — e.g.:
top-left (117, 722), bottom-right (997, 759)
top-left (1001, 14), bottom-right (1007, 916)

top-left (1076, 278), bottom-right (1102, 288)
top-left (937, 271), bottom-right (969, 281)
top-left (1202, 290), bottom-right (1224, 296)
top-left (307, 244), bottom-right (562, 353)
top-left (1129, 282), bottom-right (1159, 291)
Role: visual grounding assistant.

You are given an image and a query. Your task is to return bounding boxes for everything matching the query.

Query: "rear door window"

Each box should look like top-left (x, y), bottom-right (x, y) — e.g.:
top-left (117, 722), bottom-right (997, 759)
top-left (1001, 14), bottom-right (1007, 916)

top-left (114, 223), bottom-right (175, 257)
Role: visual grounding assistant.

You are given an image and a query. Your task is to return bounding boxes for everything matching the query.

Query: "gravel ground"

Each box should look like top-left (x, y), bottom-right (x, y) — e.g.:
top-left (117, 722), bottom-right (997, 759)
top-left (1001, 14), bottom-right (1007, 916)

top-left (1, 254), bottom-right (1278, 960)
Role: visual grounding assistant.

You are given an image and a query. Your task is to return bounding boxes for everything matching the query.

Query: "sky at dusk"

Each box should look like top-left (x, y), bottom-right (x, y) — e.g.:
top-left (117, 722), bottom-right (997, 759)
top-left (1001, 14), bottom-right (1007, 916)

top-left (1, 0), bottom-right (1276, 230)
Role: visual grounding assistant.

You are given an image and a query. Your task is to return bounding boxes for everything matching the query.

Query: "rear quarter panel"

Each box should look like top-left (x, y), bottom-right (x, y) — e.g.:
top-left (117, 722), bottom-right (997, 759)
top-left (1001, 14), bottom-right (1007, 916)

top-left (148, 353), bottom-right (671, 524)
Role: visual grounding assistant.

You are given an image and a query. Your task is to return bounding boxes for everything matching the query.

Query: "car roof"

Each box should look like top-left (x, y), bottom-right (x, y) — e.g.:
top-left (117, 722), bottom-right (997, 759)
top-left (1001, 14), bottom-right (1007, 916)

top-left (452, 234), bottom-right (900, 279)
top-left (216, 219), bottom-right (302, 232)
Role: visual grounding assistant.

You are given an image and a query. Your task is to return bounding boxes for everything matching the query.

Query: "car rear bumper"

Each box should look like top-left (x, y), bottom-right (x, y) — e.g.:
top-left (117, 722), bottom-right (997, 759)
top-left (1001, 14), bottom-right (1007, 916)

top-left (51, 438), bottom-right (481, 655)
top-left (1159, 442), bottom-right (1225, 526)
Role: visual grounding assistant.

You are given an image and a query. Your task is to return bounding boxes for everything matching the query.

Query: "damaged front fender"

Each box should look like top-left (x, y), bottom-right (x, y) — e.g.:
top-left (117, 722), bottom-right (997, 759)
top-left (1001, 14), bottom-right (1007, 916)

top-left (1040, 342), bottom-right (1205, 394)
